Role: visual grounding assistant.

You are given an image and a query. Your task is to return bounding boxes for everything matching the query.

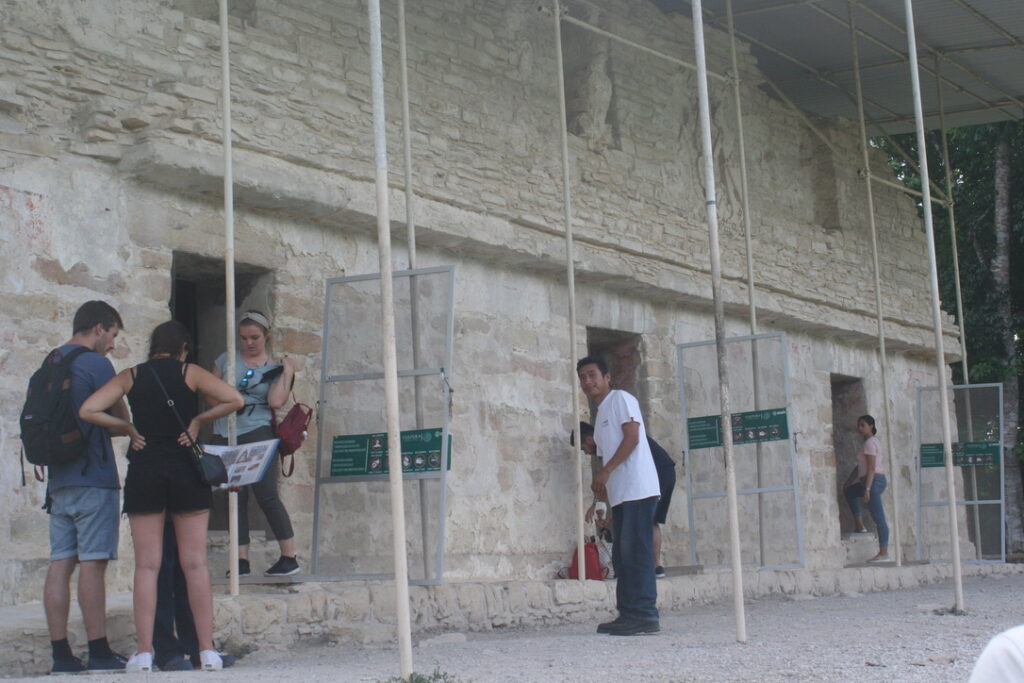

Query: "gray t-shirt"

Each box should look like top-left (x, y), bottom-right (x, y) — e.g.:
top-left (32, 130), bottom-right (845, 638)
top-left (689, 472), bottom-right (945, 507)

top-left (212, 352), bottom-right (281, 438)
top-left (47, 344), bottom-right (120, 491)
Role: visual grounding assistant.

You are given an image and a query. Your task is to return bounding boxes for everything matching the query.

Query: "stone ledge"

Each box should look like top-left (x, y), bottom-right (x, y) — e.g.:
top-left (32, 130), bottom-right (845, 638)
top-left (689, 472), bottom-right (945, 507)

top-left (2, 562), bottom-right (1020, 677)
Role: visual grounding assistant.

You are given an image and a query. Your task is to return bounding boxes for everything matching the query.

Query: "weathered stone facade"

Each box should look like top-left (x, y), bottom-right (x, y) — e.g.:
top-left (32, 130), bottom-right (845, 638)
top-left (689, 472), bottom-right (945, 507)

top-left (0, 0), bottom-right (965, 611)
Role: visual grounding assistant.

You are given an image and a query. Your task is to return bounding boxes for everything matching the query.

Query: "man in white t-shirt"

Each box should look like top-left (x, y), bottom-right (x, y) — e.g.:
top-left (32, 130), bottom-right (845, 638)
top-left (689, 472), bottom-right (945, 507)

top-left (576, 356), bottom-right (661, 635)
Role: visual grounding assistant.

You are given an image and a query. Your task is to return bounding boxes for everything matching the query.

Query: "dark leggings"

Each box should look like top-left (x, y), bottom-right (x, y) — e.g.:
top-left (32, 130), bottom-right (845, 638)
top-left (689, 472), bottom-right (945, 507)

top-left (212, 425), bottom-right (294, 546)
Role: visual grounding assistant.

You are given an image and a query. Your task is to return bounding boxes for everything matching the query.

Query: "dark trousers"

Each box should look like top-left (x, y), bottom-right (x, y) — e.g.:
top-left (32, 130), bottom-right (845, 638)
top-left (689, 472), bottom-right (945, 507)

top-left (153, 518), bottom-right (198, 667)
top-left (611, 496), bottom-right (659, 622)
top-left (214, 425), bottom-right (294, 547)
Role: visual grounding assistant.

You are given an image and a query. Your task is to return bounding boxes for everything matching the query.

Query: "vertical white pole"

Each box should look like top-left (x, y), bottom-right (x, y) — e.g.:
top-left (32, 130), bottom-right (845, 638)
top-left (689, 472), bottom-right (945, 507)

top-left (935, 57), bottom-right (980, 557)
top-left (903, 0), bottom-right (964, 611)
top-left (849, 2), bottom-right (901, 566)
top-left (692, 0), bottom-right (746, 642)
top-left (218, 0), bottom-right (240, 598)
top-left (725, 0), bottom-right (767, 567)
top-left (552, 0), bottom-right (586, 581)
top-left (367, 0), bottom-right (414, 674)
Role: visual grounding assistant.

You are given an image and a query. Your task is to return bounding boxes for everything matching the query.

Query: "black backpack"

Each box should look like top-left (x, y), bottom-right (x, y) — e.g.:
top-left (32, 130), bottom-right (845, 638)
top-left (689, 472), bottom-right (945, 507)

top-left (20, 346), bottom-right (91, 480)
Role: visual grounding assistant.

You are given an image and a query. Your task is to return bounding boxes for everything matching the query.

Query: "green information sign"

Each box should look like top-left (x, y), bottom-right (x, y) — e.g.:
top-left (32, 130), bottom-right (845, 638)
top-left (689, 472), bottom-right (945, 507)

top-left (331, 428), bottom-right (451, 477)
top-left (687, 408), bottom-right (789, 450)
top-left (920, 441), bottom-right (1000, 468)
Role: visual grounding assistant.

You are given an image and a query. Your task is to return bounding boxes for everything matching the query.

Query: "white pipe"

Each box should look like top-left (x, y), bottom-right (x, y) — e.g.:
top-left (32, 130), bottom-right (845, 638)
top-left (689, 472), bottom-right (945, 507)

top-left (849, 2), bottom-right (901, 566)
top-left (692, 0), bottom-right (746, 643)
top-left (936, 57), bottom-right (980, 558)
top-left (218, 0), bottom-right (239, 598)
top-left (904, 0), bottom-right (964, 612)
top-left (725, 0), bottom-right (766, 566)
top-left (367, 0), bottom-right (414, 674)
top-left (553, 0), bottom-right (586, 583)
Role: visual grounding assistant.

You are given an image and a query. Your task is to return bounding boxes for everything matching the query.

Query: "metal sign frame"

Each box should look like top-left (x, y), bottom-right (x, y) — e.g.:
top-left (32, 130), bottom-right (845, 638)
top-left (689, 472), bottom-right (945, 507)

top-left (310, 265), bottom-right (455, 585)
top-left (676, 331), bottom-right (805, 570)
top-left (916, 382), bottom-right (1005, 564)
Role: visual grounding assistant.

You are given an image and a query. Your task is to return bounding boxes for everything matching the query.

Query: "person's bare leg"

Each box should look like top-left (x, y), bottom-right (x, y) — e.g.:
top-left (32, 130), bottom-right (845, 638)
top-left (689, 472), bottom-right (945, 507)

top-left (173, 511), bottom-right (215, 652)
top-left (237, 544), bottom-right (249, 561)
top-left (44, 558), bottom-right (77, 641)
top-left (279, 537), bottom-right (296, 558)
top-left (77, 560), bottom-right (109, 640)
top-left (129, 512), bottom-right (166, 654)
top-left (652, 524), bottom-right (663, 568)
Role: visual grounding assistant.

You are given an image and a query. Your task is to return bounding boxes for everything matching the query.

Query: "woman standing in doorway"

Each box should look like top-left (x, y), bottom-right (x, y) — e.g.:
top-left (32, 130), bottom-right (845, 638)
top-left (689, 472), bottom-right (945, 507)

top-left (212, 310), bottom-right (299, 577)
top-left (843, 414), bottom-right (889, 563)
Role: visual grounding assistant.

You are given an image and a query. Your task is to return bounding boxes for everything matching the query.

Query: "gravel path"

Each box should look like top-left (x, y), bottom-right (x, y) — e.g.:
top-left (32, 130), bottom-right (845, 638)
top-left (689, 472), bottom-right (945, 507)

top-left (13, 572), bottom-right (1024, 681)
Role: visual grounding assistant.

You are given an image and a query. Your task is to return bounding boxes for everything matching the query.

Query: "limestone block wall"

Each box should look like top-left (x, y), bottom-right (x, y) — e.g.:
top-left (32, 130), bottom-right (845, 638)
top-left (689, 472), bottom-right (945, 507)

top-left (0, 0), bottom-right (970, 608)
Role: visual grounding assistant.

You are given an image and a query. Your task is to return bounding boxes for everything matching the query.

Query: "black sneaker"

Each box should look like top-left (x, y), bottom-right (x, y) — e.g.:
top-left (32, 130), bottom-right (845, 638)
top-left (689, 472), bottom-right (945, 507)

top-left (158, 654), bottom-right (194, 671)
top-left (597, 616), bottom-right (627, 634)
top-left (265, 555), bottom-right (300, 576)
top-left (608, 619), bottom-right (660, 636)
top-left (87, 652), bottom-right (127, 672)
top-left (226, 558), bottom-right (251, 578)
top-left (655, 565), bottom-right (666, 579)
top-left (51, 656), bottom-right (86, 675)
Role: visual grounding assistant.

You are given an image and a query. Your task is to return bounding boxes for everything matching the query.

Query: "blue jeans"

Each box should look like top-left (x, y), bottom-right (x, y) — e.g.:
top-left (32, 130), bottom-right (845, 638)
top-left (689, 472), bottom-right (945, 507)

top-left (845, 474), bottom-right (889, 547)
top-left (611, 496), bottom-right (659, 622)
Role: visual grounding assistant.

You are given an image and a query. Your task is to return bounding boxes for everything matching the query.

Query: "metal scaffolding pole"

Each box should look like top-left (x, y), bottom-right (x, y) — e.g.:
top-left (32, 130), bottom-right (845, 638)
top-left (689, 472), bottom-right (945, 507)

top-left (849, 1), bottom-right (901, 566)
top-left (935, 56), bottom-right (981, 558)
top-left (552, 0), bottom-right (586, 583)
top-left (218, 0), bottom-right (240, 598)
top-left (903, 0), bottom-right (964, 611)
top-left (725, 0), bottom-right (766, 567)
top-left (367, 0), bottom-right (413, 674)
top-left (692, 0), bottom-right (746, 643)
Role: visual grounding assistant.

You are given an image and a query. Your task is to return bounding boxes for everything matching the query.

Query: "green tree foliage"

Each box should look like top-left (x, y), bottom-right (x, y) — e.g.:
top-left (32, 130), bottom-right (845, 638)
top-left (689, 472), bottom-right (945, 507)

top-left (876, 122), bottom-right (1023, 386)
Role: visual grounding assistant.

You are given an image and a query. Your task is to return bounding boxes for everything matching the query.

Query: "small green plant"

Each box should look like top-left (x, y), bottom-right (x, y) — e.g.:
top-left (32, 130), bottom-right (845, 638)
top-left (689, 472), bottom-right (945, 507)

top-left (384, 666), bottom-right (459, 683)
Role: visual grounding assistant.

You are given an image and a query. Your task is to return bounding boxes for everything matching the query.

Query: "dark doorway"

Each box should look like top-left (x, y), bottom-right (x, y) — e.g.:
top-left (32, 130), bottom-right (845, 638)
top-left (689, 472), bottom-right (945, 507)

top-left (831, 374), bottom-right (867, 534)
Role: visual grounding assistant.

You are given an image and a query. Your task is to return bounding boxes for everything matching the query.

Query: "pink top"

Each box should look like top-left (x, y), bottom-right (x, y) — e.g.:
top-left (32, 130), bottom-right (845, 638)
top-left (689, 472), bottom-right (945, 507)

top-left (857, 435), bottom-right (884, 477)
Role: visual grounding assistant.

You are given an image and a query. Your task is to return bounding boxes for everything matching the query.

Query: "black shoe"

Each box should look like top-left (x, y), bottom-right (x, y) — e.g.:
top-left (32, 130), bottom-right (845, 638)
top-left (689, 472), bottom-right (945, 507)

top-left (51, 656), bottom-right (86, 675)
top-left (265, 555), bottom-right (300, 576)
top-left (608, 619), bottom-right (660, 636)
top-left (597, 616), bottom-right (627, 634)
top-left (655, 566), bottom-right (666, 579)
top-left (158, 654), bottom-right (194, 671)
top-left (87, 652), bottom-right (127, 671)
top-left (226, 558), bottom-right (251, 578)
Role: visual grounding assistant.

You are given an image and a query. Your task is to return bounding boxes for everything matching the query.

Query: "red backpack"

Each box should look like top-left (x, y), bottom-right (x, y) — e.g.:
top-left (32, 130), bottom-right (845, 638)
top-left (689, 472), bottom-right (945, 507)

top-left (273, 396), bottom-right (313, 477)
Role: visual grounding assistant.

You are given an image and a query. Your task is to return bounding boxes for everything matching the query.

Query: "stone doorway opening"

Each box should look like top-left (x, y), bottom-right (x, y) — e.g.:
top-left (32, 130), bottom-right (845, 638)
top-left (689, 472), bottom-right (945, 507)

top-left (584, 327), bottom-right (645, 418)
top-left (170, 250), bottom-right (274, 534)
top-left (831, 374), bottom-right (867, 535)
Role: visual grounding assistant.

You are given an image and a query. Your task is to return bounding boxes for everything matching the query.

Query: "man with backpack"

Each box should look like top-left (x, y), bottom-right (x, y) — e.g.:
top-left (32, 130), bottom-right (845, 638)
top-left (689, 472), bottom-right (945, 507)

top-left (33, 301), bottom-right (129, 673)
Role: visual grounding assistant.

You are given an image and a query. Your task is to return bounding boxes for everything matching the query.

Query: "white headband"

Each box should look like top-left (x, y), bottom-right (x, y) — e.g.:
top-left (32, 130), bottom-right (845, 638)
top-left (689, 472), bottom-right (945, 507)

top-left (240, 311), bottom-right (270, 329)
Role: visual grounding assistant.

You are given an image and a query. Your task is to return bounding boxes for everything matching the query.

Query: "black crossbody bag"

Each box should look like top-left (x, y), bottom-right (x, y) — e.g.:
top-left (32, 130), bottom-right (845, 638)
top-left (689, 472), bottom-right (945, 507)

top-left (148, 364), bottom-right (228, 487)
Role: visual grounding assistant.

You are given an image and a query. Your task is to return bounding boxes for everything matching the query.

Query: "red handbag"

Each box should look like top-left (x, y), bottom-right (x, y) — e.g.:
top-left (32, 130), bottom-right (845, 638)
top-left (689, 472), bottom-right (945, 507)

top-left (272, 395), bottom-right (313, 477)
top-left (567, 541), bottom-right (608, 580)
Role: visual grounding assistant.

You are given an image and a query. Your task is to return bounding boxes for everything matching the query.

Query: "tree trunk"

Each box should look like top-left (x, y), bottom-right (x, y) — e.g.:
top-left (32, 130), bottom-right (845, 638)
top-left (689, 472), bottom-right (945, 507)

top-left (993, 131), bottom-right (1023, 553)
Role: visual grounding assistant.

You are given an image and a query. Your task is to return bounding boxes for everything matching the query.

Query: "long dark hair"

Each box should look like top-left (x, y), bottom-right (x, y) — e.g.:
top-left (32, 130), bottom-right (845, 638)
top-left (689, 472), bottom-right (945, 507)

top-left (148, 320), bottom-right (191, 359)
top-left (858, 414), bottom-right (877, 435)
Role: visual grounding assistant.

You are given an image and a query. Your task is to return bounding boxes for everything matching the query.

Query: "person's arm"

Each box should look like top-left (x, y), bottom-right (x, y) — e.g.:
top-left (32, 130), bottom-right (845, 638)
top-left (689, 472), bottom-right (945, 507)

top-left (182, 364), bottom-right (244, 446)
top-left (79, 370), bottom-right (145, 450)
top-left (267, 357), bottom-right (296, 409)
top-left (591, 420), bottom-right (640, 493)
top-left (861, 453), bottom-right (876, 502)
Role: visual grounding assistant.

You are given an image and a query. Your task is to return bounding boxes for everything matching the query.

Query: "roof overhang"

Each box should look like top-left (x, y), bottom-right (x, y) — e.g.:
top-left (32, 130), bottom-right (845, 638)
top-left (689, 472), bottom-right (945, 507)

top-left (653, 0), bottom-right (1024, 134)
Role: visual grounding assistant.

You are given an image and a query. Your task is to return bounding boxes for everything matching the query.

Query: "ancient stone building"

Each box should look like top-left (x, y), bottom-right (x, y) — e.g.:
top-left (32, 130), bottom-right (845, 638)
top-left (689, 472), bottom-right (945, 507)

top-left (0, 0), bottom-right (967, 610)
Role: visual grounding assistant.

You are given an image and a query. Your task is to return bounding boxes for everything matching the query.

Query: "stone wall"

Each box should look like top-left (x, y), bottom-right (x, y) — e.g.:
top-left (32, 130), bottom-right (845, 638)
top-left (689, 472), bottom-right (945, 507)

top-left (0, 0), bottom-right (967, 607)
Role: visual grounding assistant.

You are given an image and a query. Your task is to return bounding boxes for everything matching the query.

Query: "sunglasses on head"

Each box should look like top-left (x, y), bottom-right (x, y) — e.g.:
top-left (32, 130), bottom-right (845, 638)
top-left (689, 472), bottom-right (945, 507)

top-left (239, 368), bottom-right (255, 389)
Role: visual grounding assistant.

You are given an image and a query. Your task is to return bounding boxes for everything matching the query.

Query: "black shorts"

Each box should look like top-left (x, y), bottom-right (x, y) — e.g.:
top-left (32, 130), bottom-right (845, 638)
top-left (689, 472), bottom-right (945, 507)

top-left (123, 441), bottom-right (212, 515)
top-left (654, 466), bottom-right (677, 525)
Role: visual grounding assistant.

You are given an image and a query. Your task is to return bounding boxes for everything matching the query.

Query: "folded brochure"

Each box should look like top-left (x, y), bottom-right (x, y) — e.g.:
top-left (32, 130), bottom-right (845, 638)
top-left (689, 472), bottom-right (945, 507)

top-left (202, 438), bottom-right (280, 489)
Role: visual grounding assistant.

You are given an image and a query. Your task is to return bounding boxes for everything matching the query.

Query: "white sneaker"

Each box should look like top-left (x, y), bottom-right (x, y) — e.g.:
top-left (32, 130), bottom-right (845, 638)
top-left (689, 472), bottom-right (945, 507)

top-left (199, 650), bottom-right (223, 671)
top-left (126, 652), bottom-right (153, 673)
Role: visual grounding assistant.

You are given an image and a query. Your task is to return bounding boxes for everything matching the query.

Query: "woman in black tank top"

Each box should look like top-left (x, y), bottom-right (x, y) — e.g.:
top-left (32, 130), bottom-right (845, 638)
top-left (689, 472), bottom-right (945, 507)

top-left (80, 321), bottom-right (243, 672)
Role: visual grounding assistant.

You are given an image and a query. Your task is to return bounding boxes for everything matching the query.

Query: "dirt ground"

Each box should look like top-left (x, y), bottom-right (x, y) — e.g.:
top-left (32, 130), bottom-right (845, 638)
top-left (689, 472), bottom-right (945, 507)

top-left (13, 571), bottom-right (1024, 682)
